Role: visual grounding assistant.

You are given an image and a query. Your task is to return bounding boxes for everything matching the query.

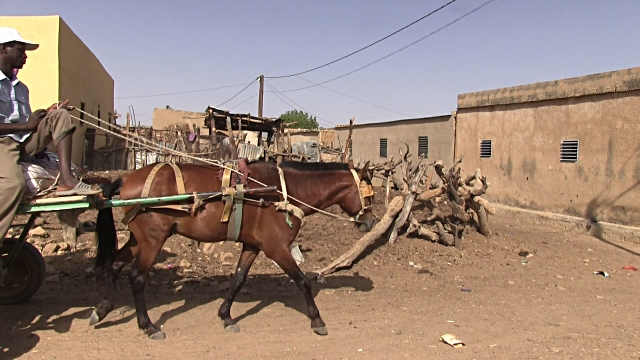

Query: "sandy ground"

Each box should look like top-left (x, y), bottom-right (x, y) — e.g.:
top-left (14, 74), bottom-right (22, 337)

top-left (2, 184), bottom-right (640, 360)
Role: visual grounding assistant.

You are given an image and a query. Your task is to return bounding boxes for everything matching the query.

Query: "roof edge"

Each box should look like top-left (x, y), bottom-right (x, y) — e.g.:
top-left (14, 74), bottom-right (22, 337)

top-left (458, 66), bottom-right (640, 109)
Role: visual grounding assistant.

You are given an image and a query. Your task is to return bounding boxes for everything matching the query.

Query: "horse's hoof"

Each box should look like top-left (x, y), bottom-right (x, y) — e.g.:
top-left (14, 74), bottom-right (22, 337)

top-left (148, 330), bottom-right (166, 340)
top-left (225, 324), bottom-right (241, 333)
top-left (89, 309), bottom-right (100, 326)
top-left (313, 326), bottom-right (328, 336)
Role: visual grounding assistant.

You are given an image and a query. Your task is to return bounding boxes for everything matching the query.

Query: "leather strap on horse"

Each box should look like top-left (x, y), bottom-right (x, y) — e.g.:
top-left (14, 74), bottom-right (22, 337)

top-left (121, 162), bottom-right (189, 224)
top-left (226, 184), bottom-right (245, 242)
top-left (350, 169), bottom-right (374, 222)
top-left (276, 165), bottom-right (305, 228)
top-left (220, 167), bottom-right (234, 222)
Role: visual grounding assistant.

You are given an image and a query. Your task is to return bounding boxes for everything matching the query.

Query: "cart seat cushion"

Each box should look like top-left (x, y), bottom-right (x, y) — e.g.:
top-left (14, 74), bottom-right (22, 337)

top-left (19, 151), bottom-right (82, 200)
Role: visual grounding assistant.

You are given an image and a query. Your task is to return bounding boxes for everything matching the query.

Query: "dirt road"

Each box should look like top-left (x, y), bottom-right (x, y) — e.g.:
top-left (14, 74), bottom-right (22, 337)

top-left (2, 192), bottom-right (639, 359)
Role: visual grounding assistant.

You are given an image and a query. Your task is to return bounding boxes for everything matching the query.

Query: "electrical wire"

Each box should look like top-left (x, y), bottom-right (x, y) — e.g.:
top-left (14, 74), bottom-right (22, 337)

top-left (266, 82), bottom-right (335, 128)
top-left (216, 78), bottom-right (258, 108)
top-left (265, 0), bottom-right (457, 79)
top-left (116, 82), bottom-right (251, 99)
top-left (280, 0), bottom-right (495, 92)
top-left (229, 92), bottom-right (259, 111)
top-left (295, 75), bottom-right (415, 118)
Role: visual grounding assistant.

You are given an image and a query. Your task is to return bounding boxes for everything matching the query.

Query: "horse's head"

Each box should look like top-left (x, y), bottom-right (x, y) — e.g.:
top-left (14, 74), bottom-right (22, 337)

top-left (341, 161), bottom-right (376, 233)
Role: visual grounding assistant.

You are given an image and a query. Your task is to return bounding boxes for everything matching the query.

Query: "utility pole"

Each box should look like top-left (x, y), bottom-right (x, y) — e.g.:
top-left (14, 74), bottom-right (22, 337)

top-left (258, 74), bottom-right (264, 117)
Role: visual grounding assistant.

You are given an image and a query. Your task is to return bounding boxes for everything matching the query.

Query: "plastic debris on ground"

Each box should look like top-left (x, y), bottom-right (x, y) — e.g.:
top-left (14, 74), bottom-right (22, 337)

top-left (440, 334), bottom-right (466, 348)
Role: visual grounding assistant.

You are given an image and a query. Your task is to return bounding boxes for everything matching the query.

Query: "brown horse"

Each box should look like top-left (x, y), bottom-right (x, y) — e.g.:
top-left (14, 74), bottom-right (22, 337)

top-left (89, 160), bottom-right (375, 339)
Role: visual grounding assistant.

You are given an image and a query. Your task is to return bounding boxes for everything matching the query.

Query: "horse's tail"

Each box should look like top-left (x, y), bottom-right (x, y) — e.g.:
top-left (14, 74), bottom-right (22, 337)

top-left (95, 178), bottom-right (123, 272)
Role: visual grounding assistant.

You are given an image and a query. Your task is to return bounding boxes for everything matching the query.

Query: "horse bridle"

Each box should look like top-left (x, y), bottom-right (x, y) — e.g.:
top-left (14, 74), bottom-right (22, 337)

top-left (349, 169), bottom-right (374, 222)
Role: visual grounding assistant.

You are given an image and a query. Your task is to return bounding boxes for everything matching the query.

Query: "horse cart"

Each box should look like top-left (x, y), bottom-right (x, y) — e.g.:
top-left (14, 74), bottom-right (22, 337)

top-left (0, 186), bottom-right (276, 306)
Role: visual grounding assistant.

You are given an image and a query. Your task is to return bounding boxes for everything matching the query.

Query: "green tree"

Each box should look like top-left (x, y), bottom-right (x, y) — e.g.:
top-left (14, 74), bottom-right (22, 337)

top-left (279, 110), bottom-right (319, 129)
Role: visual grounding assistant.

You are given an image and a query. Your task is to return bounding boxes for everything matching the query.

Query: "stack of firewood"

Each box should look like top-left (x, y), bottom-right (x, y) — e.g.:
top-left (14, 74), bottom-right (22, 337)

top-left (316, 144), bottom-right (495, 279)
top-left (369, 144), bottom-right (494, 246)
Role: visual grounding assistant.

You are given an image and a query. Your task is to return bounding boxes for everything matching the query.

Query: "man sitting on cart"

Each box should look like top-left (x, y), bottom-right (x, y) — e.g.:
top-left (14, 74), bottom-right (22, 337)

top-left (0, 27), bottom-right (101, 280)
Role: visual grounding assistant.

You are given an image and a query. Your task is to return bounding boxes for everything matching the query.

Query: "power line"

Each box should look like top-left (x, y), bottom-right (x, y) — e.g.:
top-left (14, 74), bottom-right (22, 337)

top-left (265, 82), bottom-right (336, 128)
top-left (280, 0), bottom-right (496, 92)
top-left (116, 83), bottom-right (250, 99)
top-left (265, 0), bottom-right (457, 79)
top-left (295, 75), bottom-right (415, 118)
top-left (266, 82), bottom-right (337, 127)
top-left (229, 92), bottom-right (259, 111)
top-left (216, 78), bottom-right (258, 108)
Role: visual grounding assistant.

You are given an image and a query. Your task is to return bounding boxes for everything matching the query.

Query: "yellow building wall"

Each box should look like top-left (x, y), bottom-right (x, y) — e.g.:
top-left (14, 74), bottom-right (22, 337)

top-left (58, 17), bottom-right (113, 165)
top-left (0, 16), bottom-right (114, 167)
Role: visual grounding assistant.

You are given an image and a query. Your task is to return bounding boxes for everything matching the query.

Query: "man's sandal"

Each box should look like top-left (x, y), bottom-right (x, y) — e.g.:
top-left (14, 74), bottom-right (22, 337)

top-left (56, 181), bottom-right (102, 196)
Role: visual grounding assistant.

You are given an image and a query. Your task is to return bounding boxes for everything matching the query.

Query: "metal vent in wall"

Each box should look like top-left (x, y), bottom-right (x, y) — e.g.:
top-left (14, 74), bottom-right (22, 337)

top-left (379, 138), bottom-right (387, 158)
top-left (480, 139), bottom-right (492, 158)
top-left (560, 140), bottom-right (579, 163)
top-left (418, 136), bottom-right (429, 157)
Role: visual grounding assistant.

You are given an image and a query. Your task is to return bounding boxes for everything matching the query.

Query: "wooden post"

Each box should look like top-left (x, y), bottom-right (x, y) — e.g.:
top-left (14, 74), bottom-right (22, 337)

top-left (120, 112), bottom-right (130, 169)
top-left (258, 75), bottom-right (264, 118)
top-left (226, 116), bottom-right (238, 159)
top-left (275, 122), bottom-right (284, 165)
top-left (109, 141), bottom-right (116, 170)
top-left (57, 210), bottom-right (81, 250)
top-left (236, 117), bottom-right (244, 148)
top-left (194, 124), bottom-right (201, 156)
top-left (341, 117), bottom-right (355, 163)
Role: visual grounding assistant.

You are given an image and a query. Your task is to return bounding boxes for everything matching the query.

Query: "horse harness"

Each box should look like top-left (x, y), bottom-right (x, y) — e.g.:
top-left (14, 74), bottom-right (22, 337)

top-left (120, 162), bottom-right (374, 241)
top-left (218, 161), bottom-right (249, 242)
top-left (276, 165), bottom-right (374, 224)
top-left (121, 162), bottom-right (200, 224)
top-left (349, 168), bottom-right (374, 221)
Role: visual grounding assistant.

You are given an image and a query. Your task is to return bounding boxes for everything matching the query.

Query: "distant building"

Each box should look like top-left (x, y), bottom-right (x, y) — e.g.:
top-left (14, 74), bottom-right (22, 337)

top-left (455, 66), bottom-right (640, 225)
top-left (335, 114), bottom-right (456, 168)
top-left (152, 108), bottom-right (208, 134)
top-left (0, 15), bottom-right (114, 169)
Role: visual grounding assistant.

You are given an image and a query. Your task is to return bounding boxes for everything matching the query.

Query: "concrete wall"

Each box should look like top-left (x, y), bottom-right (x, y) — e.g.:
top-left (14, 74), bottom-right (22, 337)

top-left (288, 129), bottom-right (319, 144)
top-left (455, 66), bottom-right (640, 226)
top-left (0, 16), bottom-right (114, 167)
top-left (153, 108), bottom-right (208, 134)
top-left (58, 17), bottom-right (113, 166)
top-left (335, 115), bottom-right (456, 167)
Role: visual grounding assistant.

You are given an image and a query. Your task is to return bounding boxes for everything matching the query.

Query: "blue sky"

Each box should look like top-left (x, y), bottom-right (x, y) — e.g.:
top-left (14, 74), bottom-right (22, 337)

top-left (2, 0), bottom-right (639, 127)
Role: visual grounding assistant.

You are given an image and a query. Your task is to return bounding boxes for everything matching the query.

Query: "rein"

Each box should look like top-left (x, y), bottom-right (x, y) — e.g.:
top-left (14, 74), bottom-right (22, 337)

top-left (69, 108), bottom-right (372, 224)
top-left (276, 164), bottom-right (373, 224)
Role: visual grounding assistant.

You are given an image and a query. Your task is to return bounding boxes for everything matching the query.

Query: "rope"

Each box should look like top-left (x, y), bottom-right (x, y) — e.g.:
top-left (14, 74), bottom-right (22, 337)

top-left (69, 108), bottom-right (358, 223)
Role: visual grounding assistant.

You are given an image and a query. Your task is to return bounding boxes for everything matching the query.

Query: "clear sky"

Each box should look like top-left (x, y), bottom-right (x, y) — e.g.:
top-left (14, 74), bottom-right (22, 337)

top-left (2, 0), bottom-right (639, 127)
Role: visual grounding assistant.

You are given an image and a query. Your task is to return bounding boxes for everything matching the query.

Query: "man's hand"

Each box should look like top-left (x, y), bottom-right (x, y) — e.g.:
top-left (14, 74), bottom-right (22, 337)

top-left (46, 100), bottom-right (73, 113)
top-left (24, 109), bottom-right (47, 131)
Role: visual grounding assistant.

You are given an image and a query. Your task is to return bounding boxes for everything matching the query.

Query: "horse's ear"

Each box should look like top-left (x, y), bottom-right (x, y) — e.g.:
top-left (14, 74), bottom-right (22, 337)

top-left (363, 161), bottom-right (370, 172)
top-left (348, 160), bottom-right (355, 169)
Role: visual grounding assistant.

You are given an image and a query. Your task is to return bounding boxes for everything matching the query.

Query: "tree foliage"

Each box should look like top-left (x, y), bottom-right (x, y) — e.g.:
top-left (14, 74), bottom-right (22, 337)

top-left (279, 110), bottom-right (319, 129)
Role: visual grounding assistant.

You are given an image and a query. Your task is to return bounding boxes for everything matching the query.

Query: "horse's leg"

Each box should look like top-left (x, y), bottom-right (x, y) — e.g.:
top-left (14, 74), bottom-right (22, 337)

top-left (217, 244), bottom-right (259, 333)
top-left (264, 245), bottom-right (327, 336)
top-left (128, 225), bottom-right (169, 340)
top-left (91, 234), bottom-right (137, 325)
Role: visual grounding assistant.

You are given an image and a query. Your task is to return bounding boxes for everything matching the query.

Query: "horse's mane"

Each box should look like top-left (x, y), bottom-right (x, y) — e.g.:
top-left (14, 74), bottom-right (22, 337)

top-left (278, 161), bottom-right (350, 172)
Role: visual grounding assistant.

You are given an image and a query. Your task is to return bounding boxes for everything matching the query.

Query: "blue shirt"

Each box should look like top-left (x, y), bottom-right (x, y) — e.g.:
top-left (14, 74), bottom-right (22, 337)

top-left (0, 70), bottom-right (32, 142)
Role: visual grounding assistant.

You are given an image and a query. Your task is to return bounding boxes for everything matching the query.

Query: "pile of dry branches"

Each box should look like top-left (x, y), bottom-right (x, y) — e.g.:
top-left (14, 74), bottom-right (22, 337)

top-left (316, 144), bottom-right (495, 279)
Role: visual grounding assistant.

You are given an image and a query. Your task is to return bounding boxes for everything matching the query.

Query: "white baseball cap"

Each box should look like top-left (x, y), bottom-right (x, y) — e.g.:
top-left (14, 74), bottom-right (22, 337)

top-left (0, 27), bottom-right (39, 50)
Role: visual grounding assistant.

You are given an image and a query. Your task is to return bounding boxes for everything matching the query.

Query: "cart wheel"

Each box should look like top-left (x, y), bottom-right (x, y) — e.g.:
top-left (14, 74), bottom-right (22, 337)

top-left (0, 239), bottom-right (46, 305)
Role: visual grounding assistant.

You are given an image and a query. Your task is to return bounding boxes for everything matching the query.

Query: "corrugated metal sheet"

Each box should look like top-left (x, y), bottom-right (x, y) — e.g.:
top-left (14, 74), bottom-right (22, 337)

top-left (238, 142), bottom-right (264, 162)
top-left (291, 141), bottom-right (319, 162)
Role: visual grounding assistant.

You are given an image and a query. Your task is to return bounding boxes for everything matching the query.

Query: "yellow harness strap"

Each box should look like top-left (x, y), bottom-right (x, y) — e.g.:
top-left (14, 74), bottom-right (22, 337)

top-left (220, 167), bottom-right (234, 222)
top-left (122, 162), bottom-right (189, 224)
